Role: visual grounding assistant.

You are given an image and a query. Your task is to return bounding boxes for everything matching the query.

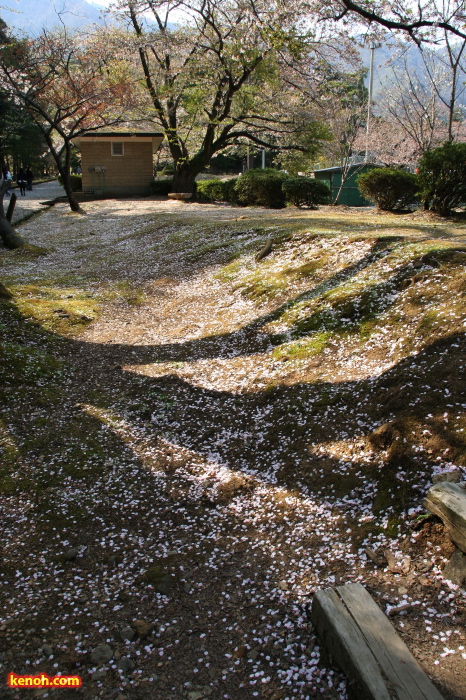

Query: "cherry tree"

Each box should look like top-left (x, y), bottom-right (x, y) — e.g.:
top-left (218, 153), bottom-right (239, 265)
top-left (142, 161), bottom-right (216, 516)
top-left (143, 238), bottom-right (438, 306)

top-left (420, 30), bottom-right (466, 141)
top-left (314, 0), bottom-right (466, 44)
top-left (0, 28), bottom-right (135, 211)
top-left (353, 115), bottom-right (420, 168)
top-left (109, 0), bottom-right (355, 193)
top-left (364, 37), bottom-right (466, 167)
top-left (379, 54), bottom-right (447, 157)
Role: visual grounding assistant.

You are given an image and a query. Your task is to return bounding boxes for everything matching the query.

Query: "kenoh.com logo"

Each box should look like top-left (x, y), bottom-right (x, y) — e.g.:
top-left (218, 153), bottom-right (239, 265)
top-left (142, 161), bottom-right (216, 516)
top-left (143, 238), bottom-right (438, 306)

top-left (7, 672), bottom-right (82, 688)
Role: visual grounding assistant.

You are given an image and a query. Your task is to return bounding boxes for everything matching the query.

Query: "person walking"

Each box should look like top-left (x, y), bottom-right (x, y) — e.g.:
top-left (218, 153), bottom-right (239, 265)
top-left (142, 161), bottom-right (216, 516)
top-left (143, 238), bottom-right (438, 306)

top-left (25, 167), bottom-right (33, 191)
top-left (2, 166), bottom-right (12, 197)
top-left (17, 168), bottom-right (27, 196)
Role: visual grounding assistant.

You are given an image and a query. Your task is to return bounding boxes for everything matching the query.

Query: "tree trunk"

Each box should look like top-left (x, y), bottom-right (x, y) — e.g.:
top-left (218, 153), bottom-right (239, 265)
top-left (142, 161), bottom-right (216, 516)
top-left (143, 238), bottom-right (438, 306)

top-left (332, 180), bottom-right (345, 205)
top-left (43, 132), bottom-right (83, 213)
top-left (0, 180), bottom-right (25, 249)
top-left (60, 167), bottom-right (82, 213)
top-left (172, 156), bottom-right (208, 195)
top-left (57, 145), bottom-right (82, 213)
top-left (172, 166), bottom-right (198, 194)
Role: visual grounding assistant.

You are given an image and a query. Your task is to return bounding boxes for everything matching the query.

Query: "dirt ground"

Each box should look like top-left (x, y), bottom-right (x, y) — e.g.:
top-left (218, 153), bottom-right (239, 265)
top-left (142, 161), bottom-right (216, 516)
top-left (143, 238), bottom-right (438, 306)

top-left (1, 197), bottom-right (466, 700)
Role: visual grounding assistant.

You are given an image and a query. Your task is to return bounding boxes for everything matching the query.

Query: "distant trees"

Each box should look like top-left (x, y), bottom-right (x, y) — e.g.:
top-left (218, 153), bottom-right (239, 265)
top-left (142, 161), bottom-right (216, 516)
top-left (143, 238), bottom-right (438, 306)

top-left (374, 35), bottom-right (466, 165)
top-left (0, 19), bottom-right (48, 175)
top-left (416, 31), bottom-right (466, 143)
top-left (353, 115), bottom-right (420, 169)
top-left (378, 53), bottom-right (446, 158)
top-left (310, 0), bottom-right (466, 169)
top-left (4, 0), bottom-right (464, 210)
top-left (316, 69), bottom-right (368, 203)
top-left (0, 95), bottom-right (49, 174)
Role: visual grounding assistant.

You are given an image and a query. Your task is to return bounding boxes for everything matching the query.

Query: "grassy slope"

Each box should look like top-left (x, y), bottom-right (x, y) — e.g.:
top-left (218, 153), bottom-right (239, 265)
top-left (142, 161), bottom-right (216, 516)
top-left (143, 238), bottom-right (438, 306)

top-left (1, 203), bottom-right (466, 699)
top-left (216, 224), bottom-right (466, 528)
top-left (2, 207), bottom-right (465, 532)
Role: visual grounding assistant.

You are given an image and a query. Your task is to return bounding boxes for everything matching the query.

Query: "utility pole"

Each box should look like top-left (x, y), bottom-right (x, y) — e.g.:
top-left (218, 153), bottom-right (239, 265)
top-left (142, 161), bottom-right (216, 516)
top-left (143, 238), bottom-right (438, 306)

top-left (262, 148), bottom-right (265, 169)
top-left (365, 46), bottom-right (375, 163)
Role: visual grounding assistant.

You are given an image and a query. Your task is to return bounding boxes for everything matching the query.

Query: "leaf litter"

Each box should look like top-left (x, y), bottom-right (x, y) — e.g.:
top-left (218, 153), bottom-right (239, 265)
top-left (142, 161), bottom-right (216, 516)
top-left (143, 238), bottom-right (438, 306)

top-left (1, 198), bottom-right (466, 699)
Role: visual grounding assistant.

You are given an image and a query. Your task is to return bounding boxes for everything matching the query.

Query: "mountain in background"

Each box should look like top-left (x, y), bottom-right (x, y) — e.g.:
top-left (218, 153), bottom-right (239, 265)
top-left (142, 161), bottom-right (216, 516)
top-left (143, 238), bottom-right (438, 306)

top-left (359, 40), bottom-right (466, 109)
top-left (1, 0), bottom-right (106, 35)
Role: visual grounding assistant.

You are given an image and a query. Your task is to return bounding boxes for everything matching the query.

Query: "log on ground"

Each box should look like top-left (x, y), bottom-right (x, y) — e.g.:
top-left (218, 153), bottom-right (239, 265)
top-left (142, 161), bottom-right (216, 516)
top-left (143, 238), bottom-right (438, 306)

top-left (425, 481), bottom-right (466, 553)
top-left (311, 582), bottom-right (444, 700)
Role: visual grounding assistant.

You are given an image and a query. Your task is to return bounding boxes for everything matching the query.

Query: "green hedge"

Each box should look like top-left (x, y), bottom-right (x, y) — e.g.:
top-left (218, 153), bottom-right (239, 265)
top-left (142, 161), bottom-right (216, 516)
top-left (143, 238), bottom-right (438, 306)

top-left (149, 178), bottom-right (173, 195)
top-left (417, 142), bottom-right (466, 216)
top-left (196, 179), bottom-right (227, 202)
top-left (282, 177), bottom-right (330, 208)
top-left (196, 178), bottom-right (238, 203)
top-left (234, 168), bottom-right (288, 208)
top-left (57, 174), bottom-right (82, 192)
top-left (357, 168), bottom-right (418, 211)
top-left (197, 172), bottom-right (332, 209)
top-left (223, 178), bottom-right (238, 203)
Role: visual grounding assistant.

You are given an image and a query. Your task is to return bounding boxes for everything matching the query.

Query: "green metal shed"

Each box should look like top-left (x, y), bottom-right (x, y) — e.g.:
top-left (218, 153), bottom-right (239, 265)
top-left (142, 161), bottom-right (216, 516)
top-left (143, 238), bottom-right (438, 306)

top-left (313, 163), bottom-right (377, 206)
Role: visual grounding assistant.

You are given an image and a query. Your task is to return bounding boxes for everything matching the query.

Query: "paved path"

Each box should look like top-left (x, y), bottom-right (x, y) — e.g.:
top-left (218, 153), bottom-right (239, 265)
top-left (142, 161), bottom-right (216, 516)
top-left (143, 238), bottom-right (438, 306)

top-left (10, 179), bottom-right (65, 225)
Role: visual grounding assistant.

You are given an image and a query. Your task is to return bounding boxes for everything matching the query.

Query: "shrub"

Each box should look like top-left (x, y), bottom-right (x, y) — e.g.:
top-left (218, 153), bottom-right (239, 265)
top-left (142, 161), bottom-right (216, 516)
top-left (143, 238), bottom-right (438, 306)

top-left (417, 142), bottom-right (466, 216)
top-left (57, 174), bottom-right (82, 192)
top-left (222, 178), bottom-right (238, 203)
top-left (282, 176), bottom-right (330, 208)
top-left (196, 178), bottom-right (238, 203)
top-left (149, 178), bottom-right (172, 195)
top-left (196, 179), bottom-right (227, 202)
top-left (357, 168), bottom-right (418, 211)
top-left (234, 168), bottom-right (287, 208)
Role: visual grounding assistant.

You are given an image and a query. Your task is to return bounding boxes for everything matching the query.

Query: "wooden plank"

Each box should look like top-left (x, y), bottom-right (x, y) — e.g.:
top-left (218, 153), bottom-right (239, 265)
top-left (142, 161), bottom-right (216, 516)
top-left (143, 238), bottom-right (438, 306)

top-left (425, 482), bottom-right (466, 553)
top-left (311, 583), bottom-right (444, 700)
top-left (312, 586), bottom-right (393, 700)
top-left (339, 583), bottom-right (443, 700)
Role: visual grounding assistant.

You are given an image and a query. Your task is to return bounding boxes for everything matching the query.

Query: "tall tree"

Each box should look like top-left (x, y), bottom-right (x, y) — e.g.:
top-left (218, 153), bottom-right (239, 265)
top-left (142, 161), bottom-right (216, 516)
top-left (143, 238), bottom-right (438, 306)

top-left (111, 0), bottom-right (339, 193)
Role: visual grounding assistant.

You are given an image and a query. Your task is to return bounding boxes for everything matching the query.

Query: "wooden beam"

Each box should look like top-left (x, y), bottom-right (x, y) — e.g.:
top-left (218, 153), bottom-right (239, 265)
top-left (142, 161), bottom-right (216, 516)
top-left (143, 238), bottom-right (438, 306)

top-left (425, 482), bottom-right (466, 553)
top-left (311, 583), bottom-right (444, 700)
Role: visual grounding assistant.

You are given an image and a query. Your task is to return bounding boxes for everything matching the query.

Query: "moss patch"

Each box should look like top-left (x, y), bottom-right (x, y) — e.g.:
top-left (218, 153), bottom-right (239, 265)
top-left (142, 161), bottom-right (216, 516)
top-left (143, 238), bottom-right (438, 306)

top-left (12, 284), bottom-right (99, 335)
top-left (272, 332), bottom-right (331, 361)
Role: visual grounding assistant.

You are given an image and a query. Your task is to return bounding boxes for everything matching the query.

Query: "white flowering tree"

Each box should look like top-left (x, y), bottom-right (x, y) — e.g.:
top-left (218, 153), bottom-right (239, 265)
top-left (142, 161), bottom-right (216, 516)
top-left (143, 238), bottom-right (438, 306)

top-left (315, 0), bottom-right (466, 44)
top-left (0, 28), bottom-right (135, 211)
top-left (109, 0), bottom-right (351, 193)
